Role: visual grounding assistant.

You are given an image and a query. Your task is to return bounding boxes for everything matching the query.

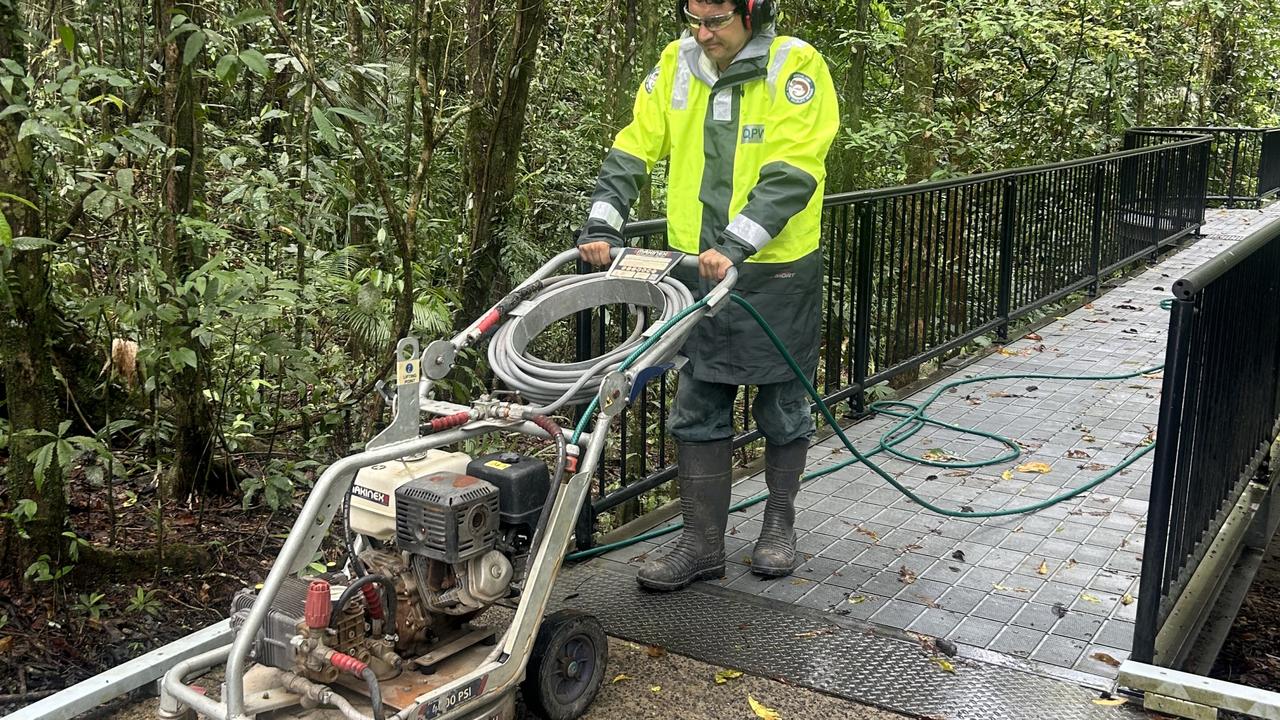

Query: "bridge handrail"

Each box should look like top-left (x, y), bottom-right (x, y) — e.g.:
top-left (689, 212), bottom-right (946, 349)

top-left (572, 130), bottom-right (1214, 552)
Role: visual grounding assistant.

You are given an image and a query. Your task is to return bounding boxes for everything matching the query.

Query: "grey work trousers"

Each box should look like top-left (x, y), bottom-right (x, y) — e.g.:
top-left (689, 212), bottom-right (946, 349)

top-left (668, 367), bottom-right (815, 446)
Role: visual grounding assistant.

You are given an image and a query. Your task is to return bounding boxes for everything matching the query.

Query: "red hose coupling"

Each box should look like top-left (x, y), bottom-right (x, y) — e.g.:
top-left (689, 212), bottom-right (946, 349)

top-left (475, 309), bottom-right (501, 334)
top-left (360, 583), bottom-right (384, 620)
top-left (304, 580), bottom-right (331, 629)
top-left (430, 411), bottom-right (471, 432)
top-left (329, 651), bottom-right (369, 675)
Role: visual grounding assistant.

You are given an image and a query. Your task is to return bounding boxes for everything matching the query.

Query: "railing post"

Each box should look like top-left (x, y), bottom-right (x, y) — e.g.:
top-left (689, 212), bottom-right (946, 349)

top-left (996, 177), bottom-right (1017, 341)
top-left (1133, 296), bottom-right (1196, 665)
top-left (1257, 130), bottom-right (1280, 205)
top-left (1089, 164), bottom-right (1105, 296)
top-left (851, 202), bottom-right (874, 414)
top-left (1151, 150), bottom-right (1169, 257)
top-left (572, 258), bottom-right (598, 553)
top-left (1227, 130), bottom-right (1242, 207)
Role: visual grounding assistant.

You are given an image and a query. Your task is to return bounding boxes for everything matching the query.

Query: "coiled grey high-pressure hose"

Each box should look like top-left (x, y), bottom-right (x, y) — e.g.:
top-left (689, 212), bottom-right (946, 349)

top-left (487, 271), bottom-right (695, 412)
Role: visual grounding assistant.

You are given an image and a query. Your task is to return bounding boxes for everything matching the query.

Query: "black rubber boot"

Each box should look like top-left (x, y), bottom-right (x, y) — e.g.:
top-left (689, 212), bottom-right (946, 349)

top-left (751, 437), bottom-right (808, 577)
top-left (636, 439), bottom-right (732, 592)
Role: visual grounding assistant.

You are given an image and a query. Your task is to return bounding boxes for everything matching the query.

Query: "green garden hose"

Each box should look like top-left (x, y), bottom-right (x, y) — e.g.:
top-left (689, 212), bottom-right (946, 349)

top-left (566, 293), bottom-right (1165, 561)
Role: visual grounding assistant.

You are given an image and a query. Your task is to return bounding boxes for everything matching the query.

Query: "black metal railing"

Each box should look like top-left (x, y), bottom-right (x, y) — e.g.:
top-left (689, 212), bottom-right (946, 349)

top-left (572, 134), bottom-right (1212, 551)
top-left (1132, 220), bottom-right (1280, 666)
top-left (1126, 127), bottom-right (1280, 207)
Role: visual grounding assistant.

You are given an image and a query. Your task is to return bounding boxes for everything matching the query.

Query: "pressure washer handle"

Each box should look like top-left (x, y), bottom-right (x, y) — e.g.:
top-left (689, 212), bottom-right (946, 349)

top-left (603, 246), bottom-right (740, 302)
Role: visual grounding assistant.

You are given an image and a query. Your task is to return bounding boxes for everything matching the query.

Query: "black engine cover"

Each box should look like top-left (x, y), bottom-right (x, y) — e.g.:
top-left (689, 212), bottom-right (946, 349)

top-left (394, 472), bottom-right (499, 563)
top-left (466, 452), bottom-right (551, 530)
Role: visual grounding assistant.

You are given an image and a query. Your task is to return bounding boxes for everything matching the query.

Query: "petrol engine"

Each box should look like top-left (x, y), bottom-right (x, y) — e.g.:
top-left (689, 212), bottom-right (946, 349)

top-left (229, 449), bottom-right (551, 688)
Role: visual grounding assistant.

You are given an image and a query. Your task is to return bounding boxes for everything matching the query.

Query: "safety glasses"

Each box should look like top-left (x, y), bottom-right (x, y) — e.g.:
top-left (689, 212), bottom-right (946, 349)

top-left (683, 7), bottom-right (739, 32)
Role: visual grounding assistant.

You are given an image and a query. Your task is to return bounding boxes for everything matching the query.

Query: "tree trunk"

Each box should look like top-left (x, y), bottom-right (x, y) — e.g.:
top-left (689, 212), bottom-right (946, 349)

top-left (889, 1), bottom-right (941, 374)
top-left (159, 0), bottom-right (218, 499)
top-left (901, 1), bottom-right (939, 184)
top-left (1207, 12), bottom-right (1238, 120)
top-left (457, 0), bottom-right (547, 328)
top-left (0, 0), bottom-right (68, 583)
top-left (842, 0), bottom-right (870, 190)
top-left (347, 1), bottom-right (371, 248)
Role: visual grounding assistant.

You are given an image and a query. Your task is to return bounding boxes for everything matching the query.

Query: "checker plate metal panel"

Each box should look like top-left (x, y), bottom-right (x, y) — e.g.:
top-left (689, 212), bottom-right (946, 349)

top-left (552, 566), bottom-right (1143, 720)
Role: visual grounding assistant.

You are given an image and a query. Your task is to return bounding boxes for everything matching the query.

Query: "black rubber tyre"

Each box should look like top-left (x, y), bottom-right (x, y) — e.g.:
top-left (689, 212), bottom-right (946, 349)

top-left (520, 609), bottom-right (608, 720)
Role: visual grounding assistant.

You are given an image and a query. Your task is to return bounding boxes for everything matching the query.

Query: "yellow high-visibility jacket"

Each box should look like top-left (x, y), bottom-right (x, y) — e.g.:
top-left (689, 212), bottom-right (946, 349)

top-left (581, 31), bottom-right (840, 384)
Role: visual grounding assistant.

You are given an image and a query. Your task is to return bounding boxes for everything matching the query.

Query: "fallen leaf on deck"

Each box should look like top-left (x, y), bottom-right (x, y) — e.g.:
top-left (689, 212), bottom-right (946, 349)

top-left (857, 526), bottom-right (880, 541)
top-left (748, 696), bottom-right (781, 720)
top-left (1081, 593), bottom-right (1102, 603)
top-left (1015, 462), bottom-right (1052, 474)
top-left (1052, 603), bottom-right (1069, 618)
top-left (992, 583), bottom-right (1011, 591)
top-left (945, 470), bottom-right (972, 477)
top-left (898, 566), bottom-right (918, 584)
top-left (612, 674), bottom-right (632, 684)
top-left (1001, 469), bottom-right (1014, 481)
top-left (1121, 593), bottom-right (1134, 606)
top-left (932, 656), bottom-right (956, 673)
top-left (1023, 332), bottom-right (1043, 341)
top-left (715, 669), bottom-right (744, 685)
top-left (650, 685), bottom-right (662, 693)
top-left (645, 645), bottom-right (667, 657)
top-left (951, 550), bottom-right (966, 562)
top-left (922, 448), bottom-right (962, 462)
top-left (1037, 560), bottom-right (1049, 575)
top-left (1067, 449), bottom-right (1090, 459)
top-left (847, 595), bottom-right (867, 604)
top-left (1091, 653), bottom-right (1122, 667)
top-left (1093, 698), bottom-right (1127, 707)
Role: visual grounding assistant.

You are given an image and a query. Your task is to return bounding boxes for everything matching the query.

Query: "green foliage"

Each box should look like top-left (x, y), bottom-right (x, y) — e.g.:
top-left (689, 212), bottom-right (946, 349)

top-left (24, 554), bottom-right (73, 583)
top-left (72, 592), bottom-right (109, 622)
top-left (125, 587), bottom-right (164, 617)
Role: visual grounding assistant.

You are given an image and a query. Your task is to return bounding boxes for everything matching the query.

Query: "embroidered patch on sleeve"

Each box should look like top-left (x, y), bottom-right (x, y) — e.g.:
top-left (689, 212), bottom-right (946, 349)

top-left (644, 66), bottom-right (660, 94)
top-left (784, 71), bottom-right (815, 104)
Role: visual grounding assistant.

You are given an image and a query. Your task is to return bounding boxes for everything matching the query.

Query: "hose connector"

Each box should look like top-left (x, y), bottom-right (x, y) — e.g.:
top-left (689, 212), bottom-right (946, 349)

top-left (565, 444), bottom-right (581, 475)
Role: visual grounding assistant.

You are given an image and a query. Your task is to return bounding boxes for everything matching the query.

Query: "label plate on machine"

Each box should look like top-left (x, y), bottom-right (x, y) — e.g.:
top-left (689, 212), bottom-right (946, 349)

top-left (606, 247), bottom-right (682, 283)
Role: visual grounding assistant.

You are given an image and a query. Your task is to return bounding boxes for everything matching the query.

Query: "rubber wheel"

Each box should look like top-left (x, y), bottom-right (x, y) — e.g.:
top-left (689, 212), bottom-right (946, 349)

top-left (520, 609), bottom-right (607, 720)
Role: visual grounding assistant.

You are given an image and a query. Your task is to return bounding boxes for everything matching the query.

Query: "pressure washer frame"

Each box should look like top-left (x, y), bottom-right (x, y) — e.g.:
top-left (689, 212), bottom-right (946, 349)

top-left (156, 248), bottom-right (735, 720)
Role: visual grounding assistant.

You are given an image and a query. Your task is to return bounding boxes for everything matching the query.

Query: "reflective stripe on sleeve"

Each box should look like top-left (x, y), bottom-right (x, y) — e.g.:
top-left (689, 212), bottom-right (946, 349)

top-left (673, 48), bottom-right (693, 110)
top-left (589, 201), bottom-right (625, 231)
top-left (766, 39), bottom-right (807, 100)
top-left (726, 214), bottom-right (773, 250)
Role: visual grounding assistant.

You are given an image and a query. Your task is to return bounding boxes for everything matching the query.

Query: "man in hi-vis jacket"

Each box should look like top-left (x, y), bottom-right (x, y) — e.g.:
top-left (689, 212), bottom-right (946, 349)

top-left (578, 0), bottom-right (839, 591)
